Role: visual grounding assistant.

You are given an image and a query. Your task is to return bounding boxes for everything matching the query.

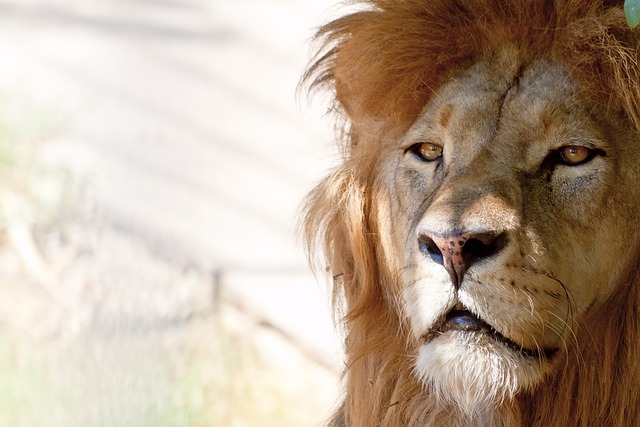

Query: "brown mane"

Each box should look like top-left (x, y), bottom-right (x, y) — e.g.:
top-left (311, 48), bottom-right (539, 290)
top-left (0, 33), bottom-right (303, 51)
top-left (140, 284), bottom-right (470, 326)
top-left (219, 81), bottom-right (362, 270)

top-left (303, 1), bottom-right (640, 426)
top-left (305, 0), bottom-right (640, 133)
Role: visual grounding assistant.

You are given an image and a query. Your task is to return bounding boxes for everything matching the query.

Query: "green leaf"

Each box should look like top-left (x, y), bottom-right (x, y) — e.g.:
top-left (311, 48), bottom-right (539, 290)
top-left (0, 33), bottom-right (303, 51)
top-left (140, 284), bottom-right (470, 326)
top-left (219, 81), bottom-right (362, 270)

top-left (625, 0), bottom-right (640, 29)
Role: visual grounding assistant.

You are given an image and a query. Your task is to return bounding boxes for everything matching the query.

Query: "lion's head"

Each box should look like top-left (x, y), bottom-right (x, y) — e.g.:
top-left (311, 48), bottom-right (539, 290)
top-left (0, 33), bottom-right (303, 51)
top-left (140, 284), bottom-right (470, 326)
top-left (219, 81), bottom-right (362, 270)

top-left (303, 1), bottom-right (640, 426)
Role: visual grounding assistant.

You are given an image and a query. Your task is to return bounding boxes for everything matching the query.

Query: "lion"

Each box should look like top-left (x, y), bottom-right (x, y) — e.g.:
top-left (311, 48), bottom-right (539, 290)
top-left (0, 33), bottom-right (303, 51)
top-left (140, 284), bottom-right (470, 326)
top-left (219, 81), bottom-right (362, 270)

top-left (301, 1), bottom-right (640, 426)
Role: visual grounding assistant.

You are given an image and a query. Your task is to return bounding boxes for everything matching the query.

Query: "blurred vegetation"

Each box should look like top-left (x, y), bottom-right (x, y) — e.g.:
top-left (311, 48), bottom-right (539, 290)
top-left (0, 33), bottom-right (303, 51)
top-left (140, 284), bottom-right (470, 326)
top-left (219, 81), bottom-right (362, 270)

top-left (0, 321), bottom-right (333, 427)
top-left (0, 94), bottom-right (335, 427)
top-left (0, 92), bottom-right (73, 229)
top-left (0, 93), bottom-right (71, 427)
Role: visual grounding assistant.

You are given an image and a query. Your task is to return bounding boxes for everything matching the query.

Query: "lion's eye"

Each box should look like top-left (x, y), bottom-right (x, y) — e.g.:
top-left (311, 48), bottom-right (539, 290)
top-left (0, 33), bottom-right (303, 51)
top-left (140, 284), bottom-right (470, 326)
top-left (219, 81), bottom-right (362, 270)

top-left (409, 143), bottom-right (443, 161)
top-left (558, 145), bottom-right (594, 166)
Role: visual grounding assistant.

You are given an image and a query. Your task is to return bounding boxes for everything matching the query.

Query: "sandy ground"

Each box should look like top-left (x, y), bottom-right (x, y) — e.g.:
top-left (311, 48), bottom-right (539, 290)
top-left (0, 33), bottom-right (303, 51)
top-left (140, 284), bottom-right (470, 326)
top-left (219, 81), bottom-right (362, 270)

top-left (0, 0), bottom-right (345, 425)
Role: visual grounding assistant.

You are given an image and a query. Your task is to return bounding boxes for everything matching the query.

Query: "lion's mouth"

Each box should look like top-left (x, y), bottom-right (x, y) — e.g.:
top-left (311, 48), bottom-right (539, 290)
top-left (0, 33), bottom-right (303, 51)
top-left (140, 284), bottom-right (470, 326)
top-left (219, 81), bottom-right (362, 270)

top-left (424, 307), bottom-right (556, 359)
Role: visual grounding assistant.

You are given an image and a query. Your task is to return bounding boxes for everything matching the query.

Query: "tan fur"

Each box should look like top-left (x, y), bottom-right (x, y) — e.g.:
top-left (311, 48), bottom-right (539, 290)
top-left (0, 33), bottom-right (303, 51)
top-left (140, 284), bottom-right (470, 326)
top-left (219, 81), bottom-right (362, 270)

top-left (303, 1), bottom-right (640, 426)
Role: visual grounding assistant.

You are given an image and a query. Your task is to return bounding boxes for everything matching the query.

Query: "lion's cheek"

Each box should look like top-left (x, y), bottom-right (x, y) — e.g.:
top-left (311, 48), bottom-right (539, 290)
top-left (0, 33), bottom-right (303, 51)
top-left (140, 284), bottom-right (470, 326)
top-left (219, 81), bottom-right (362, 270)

top-left (550, 218), bottom-right (633, 311)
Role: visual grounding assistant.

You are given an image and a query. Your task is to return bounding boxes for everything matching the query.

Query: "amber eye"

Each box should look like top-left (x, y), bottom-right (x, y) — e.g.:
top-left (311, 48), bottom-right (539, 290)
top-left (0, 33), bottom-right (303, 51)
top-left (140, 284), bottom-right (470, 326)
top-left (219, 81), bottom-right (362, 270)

top-left (410, 143), bottom-right (443, 161)
top-left (558, 145), bottom-right (593, 165)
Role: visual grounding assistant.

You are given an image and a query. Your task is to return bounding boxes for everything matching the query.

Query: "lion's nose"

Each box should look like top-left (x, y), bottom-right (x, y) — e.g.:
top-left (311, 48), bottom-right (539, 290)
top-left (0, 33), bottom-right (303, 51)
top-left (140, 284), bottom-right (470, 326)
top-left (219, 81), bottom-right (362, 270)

top-left (419, 231), bottom-right (507, 289)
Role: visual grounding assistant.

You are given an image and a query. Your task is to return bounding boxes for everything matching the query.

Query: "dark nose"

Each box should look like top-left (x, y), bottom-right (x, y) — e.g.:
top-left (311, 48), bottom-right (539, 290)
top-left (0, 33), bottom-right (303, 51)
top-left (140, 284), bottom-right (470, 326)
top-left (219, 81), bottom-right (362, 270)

top-left (419, 231), bottom-right (507, 289)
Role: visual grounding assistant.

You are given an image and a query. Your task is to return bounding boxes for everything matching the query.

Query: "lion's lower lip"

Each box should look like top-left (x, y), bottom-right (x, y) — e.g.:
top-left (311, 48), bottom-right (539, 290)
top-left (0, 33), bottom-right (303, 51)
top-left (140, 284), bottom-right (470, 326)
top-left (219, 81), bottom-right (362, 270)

top-left (426, 309), bottom-right (557, 359)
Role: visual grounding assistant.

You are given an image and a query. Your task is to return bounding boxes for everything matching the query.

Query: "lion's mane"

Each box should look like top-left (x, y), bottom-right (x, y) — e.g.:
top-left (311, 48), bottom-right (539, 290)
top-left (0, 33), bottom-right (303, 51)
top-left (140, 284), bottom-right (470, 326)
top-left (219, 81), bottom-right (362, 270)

top-left (303, 1), bottom-right (640, 426)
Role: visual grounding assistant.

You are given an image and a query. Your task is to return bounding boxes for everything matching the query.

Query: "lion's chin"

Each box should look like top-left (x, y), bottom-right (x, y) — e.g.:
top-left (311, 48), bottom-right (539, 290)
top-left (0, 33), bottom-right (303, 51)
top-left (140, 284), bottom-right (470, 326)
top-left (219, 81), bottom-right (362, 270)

top-left (415, 331), bottom-right (552, 417)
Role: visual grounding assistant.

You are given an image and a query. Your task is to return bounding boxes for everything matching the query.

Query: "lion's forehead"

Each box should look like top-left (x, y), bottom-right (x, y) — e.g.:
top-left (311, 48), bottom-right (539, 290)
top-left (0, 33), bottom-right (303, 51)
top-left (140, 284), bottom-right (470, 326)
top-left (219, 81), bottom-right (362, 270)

top-left (404, 57), bottom-right (601, 171)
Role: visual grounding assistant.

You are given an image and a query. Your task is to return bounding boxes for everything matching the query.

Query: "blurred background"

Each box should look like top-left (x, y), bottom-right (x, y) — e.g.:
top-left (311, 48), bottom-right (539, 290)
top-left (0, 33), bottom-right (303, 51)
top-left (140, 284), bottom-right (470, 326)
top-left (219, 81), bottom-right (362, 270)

top-left (0, 0), bottom-right (345, 425)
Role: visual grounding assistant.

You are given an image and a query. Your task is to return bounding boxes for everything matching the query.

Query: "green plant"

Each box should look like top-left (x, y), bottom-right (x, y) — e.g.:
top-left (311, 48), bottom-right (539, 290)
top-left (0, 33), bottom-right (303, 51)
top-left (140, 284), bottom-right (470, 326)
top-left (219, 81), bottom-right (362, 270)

top-left (625, 0), bottom-right (640, 28)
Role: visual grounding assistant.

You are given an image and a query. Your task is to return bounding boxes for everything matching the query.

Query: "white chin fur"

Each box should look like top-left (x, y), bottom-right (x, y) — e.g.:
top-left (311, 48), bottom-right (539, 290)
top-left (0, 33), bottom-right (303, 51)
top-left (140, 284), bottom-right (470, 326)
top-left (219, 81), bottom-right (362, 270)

top-left (415, 332), bottom-right (547, 418)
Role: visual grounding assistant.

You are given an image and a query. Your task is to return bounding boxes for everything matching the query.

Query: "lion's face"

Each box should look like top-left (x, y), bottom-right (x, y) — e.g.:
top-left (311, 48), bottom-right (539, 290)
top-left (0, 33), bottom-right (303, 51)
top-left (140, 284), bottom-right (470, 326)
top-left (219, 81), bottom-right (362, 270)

top-left (379, 55), bottom-right (640, 412)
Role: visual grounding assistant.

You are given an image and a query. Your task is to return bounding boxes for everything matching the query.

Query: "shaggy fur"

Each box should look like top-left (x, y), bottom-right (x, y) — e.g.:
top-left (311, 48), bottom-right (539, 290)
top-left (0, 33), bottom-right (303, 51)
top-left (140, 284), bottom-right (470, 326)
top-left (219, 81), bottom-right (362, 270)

top-left (303, 1), bottom-right (640, 426)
